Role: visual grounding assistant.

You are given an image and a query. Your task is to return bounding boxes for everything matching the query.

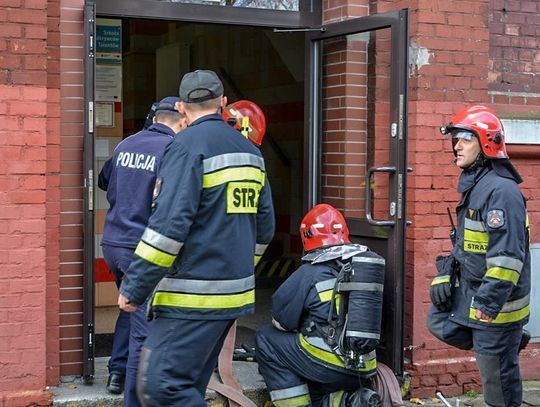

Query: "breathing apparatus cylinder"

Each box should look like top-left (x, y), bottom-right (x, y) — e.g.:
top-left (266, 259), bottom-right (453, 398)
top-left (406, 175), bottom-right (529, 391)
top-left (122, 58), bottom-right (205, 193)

top-left (341, 251), bottom-right (385, 355)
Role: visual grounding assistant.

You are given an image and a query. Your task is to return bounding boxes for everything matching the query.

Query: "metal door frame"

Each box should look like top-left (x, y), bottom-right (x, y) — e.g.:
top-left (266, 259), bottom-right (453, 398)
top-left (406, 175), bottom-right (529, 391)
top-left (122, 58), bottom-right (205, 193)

top-left (83, 0), bottom-right (96, 382)
top-left (304, 9), bottom-right (409, 374)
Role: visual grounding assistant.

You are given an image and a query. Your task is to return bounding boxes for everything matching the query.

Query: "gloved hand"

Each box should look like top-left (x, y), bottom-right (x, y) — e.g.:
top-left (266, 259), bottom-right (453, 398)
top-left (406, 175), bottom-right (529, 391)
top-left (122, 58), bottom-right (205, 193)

top-left (430, 255), bottom-right (457, 311)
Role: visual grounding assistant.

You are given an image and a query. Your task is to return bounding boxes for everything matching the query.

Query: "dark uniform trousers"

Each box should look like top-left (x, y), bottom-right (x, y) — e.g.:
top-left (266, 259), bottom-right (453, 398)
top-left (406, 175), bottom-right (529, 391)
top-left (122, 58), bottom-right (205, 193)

top-left (102, 245), bottom-right (132, 377)
top-left (102, 244), bottom-right (151, 407)
top-left (428, 307), bottom-right (523, 407)
top-left (137, 317), bottom-right (234, 407)
top-left (256, 325), bottom-right (360, 407)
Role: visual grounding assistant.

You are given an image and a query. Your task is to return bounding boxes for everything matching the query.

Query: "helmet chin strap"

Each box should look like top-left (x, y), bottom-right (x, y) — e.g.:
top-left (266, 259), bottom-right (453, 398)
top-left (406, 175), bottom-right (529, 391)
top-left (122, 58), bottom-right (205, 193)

top-left (463, 153), bottom-right (488, 171)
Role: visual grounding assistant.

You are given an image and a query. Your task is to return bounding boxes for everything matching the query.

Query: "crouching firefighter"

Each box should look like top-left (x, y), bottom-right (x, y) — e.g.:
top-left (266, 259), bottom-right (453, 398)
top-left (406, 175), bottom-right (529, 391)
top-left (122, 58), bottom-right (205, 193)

top-left (256, 204), bottom-right (385, 407)
top-left (427, 105), bottom-right (531, 407)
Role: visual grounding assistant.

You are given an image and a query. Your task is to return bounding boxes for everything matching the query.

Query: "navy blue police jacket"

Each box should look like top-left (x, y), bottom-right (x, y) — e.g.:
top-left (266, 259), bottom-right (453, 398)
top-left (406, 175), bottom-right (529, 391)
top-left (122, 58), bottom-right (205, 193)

top-left (271, 256), bottom-right (377, 376)
top-left (450, 164), bottom-right (530, 330)
top-left (98, 123), bottom-right (176, 249)
top-left (120, 114), bottom-right (275, 320)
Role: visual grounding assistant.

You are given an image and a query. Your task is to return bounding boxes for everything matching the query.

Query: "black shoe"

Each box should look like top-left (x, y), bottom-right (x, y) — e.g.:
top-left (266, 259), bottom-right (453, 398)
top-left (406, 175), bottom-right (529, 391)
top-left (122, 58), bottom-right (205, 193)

top-left (106, 373), bottom-right (125, 394)
top-left (519, 329), bottom-right (531, 354)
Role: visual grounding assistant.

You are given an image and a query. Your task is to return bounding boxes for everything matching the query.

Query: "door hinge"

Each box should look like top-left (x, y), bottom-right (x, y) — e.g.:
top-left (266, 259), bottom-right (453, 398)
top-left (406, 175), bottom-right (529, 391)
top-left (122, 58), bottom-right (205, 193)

top-left (88, 169), bottom-right (93, 211)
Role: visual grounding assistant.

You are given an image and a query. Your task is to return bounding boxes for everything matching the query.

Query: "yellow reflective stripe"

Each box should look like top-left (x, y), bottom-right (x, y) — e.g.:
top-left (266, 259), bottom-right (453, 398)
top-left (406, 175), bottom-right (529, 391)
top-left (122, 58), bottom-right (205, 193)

top-left (203, 167), bottom-right (265, 188)
top-left (469, 304), bottom-right (530, 324)
top-left (318, 291), bottom-right (341, 313)
top-left (240, 116), bottom-right (250, 138)
top-left (135, 241), bottom-right (176, 267)
top-left (254, 255), bottom-right (261, 266)
top-left (332, 391), bottom-right (346, 407)
top-left (273, 395), bottom-right (311, 407)
top-left (485, 267), bottom-right (520, 285)
top-left (464, 229), bottom-right (489, 243)
top-left (319, 289), bottom-right (333, 302)
top-left (152, 290), bottom-right (255, 309)
top-left (299, 335), bottom-right (377, 372)
top-left (432, 275), bottom-right (450, 285)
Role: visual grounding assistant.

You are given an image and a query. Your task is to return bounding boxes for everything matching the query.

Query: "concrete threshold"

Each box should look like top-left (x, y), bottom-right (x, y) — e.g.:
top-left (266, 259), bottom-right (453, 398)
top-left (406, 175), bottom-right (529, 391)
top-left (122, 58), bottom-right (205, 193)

top-left (51, 357), bottom-right (270, 407)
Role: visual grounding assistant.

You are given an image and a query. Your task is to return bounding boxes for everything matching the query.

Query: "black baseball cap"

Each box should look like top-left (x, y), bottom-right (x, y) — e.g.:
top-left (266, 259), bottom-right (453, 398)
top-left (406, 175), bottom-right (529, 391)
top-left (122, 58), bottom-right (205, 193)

top-left (154, 96), bottom-right (180, 112)
top-left (179, 70), bottom-right (224, 103)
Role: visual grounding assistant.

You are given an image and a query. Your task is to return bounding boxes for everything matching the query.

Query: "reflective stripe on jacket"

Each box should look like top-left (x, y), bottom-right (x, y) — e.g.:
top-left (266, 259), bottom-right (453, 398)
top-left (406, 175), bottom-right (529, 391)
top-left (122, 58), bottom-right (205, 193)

top-left (120, 114), bottom-right (275, 320)
top-left (451, 166), bottom-right (530, 329)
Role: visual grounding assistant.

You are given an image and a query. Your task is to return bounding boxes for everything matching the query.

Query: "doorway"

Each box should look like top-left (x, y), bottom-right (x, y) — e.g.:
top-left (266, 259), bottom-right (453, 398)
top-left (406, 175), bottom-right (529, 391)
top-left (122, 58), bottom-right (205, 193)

top-left (90, 16), bottom-right (307, 373)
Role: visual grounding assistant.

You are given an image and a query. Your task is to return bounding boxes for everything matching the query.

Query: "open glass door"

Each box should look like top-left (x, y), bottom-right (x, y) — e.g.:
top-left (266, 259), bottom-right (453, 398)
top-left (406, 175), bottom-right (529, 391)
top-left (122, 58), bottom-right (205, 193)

top-left (83, 0), bottom-right (96, 383)
top-left (305, 9), bottom-right (409, 374)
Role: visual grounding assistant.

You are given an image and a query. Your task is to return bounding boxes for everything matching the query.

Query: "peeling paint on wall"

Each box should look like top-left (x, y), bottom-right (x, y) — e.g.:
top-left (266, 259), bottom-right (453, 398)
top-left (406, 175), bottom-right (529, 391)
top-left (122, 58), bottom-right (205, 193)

top-left (409, 39), bottom-right (432, 77)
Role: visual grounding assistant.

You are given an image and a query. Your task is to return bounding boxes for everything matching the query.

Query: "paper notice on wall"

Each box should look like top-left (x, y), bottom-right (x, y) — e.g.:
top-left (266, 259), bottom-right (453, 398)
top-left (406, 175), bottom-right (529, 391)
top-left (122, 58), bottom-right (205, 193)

top-left (95, 138), bottom-right (110, 158)
top-left (96, 102), bottom-right (114, 127)
top-left (96, 65), bottom-right (122, 102)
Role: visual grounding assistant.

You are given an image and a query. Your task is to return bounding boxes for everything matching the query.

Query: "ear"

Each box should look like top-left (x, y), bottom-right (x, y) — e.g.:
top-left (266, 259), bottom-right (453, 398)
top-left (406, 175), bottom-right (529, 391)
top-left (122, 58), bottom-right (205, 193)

top-left (176, 101), bottom-right (185, 114)
top-left (221, 96), bottom-right (228, 109)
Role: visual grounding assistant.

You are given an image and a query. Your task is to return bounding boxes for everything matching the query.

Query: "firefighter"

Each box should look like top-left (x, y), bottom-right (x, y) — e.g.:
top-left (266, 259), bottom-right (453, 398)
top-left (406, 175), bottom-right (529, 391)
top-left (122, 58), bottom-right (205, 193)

top-left (427, 105), bottom-right (531, 407)
top-left (98, 96), bottom-right (185, 403)
top-left (117, 69), bottom-right (275, 406)
top-left (256, 204), bottom-right (383, 407)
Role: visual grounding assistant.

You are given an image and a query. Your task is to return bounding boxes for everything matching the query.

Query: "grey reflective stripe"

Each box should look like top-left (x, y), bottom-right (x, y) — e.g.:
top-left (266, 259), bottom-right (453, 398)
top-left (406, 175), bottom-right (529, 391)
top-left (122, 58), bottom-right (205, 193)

top-left (303, 336), bottom-right (376, 360)
top-left (203, 152), bottom-right (265, 173)
top-left (156, 275), bottom-right (255, 294)
top-left (363, 350), bottom-right (377, 361)
top-left (500, 294), bottom-right (530, 313)
top-left (346, 330), bottom-right (380, 340)
top-left (270, 384), bottom-right (310, 401)
top-left (255, 243), bottom-right (268, 256)
top-left (316, 278), bottom-right (336, 293)
top-left (304, 336), bottom-right (339, 354)
top-left (464, 218), bottom-right (486, 232)
top-left (141, 228), bottom-right (183, 255)
top-left (352, 256), bottom-right (386, 265)
top-left (487, 256), bottom-right (523, 273)
top-left (338, 282), bottom-right (384, 292)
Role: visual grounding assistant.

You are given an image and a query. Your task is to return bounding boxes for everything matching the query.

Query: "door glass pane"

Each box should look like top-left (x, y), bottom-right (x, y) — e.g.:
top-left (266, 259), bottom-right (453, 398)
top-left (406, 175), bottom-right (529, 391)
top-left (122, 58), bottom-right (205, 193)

top-left (320, 28), bottom-right (392, 222)
top-left (155, 0), bottom-right (299, 11)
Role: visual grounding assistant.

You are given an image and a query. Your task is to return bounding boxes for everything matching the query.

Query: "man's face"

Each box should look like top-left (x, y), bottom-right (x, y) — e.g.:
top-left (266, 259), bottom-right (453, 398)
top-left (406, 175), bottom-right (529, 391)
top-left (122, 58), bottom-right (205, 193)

top-left (452, 131), bottom-right (481, 169)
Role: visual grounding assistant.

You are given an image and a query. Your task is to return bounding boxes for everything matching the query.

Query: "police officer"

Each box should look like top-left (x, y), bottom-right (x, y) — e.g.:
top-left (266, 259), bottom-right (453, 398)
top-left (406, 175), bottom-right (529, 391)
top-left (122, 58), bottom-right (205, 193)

top-left (427, 105), bottom-right (531, 407)
top-left (256, 204), bottom-right (383, 407)
top-left (118, 69), bottom-right (275, 406)
top-left (98, 96), bottom-right (185, 404)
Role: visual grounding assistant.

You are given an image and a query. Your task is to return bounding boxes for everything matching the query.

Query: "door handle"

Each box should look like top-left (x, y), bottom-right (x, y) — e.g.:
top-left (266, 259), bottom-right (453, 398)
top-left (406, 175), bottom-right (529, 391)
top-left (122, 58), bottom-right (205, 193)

top-left (366, 166), bottom-right (396, 226)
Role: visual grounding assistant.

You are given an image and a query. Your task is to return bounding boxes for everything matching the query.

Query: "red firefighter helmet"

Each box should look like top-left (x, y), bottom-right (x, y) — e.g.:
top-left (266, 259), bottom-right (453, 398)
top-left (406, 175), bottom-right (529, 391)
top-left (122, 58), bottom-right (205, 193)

top-left (440, 105), bottom-right (508, 159)
top-left (223, 100), bottom-right (267, 146)
top-left (299, 204), bottom-right (351, 252)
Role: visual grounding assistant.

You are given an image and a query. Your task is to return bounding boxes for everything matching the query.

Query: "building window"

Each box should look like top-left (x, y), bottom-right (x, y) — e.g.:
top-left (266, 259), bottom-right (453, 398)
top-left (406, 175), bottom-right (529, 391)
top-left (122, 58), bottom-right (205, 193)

top-left (501, 119), bottom-right (540, 145)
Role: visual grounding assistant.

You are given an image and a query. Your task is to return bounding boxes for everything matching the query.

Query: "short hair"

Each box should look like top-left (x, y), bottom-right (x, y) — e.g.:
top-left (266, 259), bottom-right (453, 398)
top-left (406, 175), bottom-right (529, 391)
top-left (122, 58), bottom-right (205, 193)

top-left (155, 110), bottom-right (183, 124)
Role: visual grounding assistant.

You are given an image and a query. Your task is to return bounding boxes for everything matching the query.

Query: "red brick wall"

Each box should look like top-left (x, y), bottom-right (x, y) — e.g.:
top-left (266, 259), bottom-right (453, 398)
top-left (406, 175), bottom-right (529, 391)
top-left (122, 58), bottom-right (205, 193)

top-left (489, 0), bottom-right (540, 94)
top-left (0, 0), bottom-right (57, 405)
top-left (58, 0), bottom-right (85, 376)
top-left (390, 0), bottom-right (540, 398)
top-left (46, 0), bottom-right (61, 386)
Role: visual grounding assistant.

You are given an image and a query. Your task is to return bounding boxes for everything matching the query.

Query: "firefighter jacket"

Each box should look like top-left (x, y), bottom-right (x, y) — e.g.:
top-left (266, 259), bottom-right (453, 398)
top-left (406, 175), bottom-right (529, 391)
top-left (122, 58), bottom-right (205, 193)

top-left (120, 114), bottom-right (275, 320)
top-left (98, 123), bottom-right (176, 248)
top-left (450, 163), bottom-right (530, 329)
top-left (270, 244), bottom-right (378, 376)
